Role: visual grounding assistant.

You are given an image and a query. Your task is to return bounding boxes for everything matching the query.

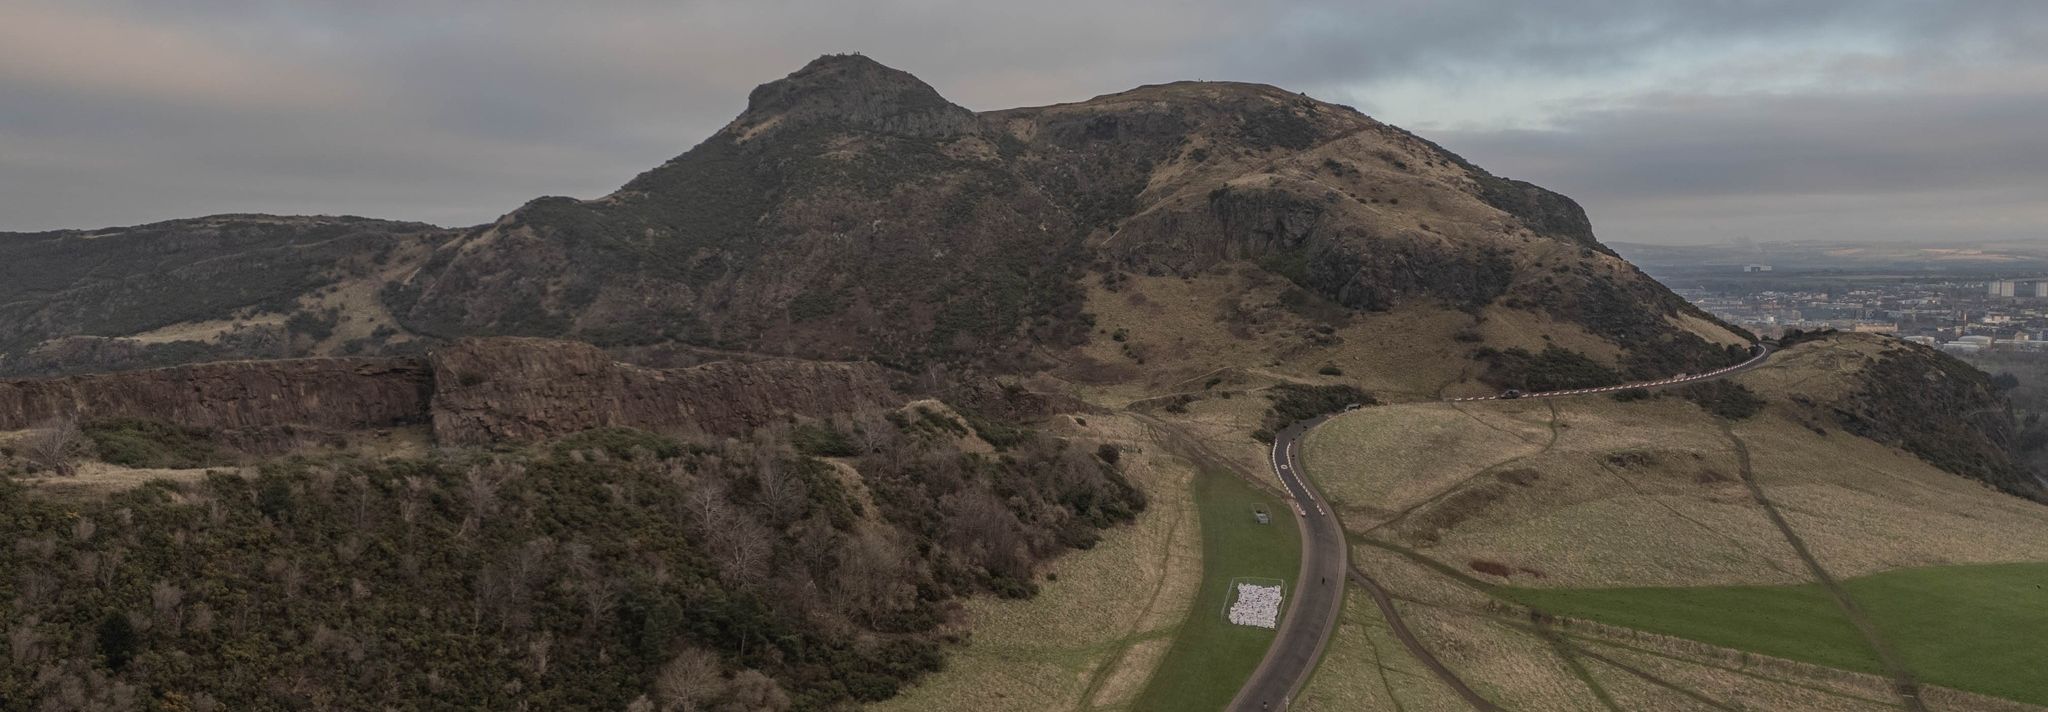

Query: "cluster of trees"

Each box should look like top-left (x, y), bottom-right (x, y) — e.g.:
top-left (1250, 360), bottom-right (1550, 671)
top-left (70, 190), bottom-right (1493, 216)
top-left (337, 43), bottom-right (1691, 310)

top-left (1473, 345), bottom-right (1620, 392)
top-left (0, 409), bottom-right (1142, 710)
top-left (1254, 383), bottom-right (1375, 441)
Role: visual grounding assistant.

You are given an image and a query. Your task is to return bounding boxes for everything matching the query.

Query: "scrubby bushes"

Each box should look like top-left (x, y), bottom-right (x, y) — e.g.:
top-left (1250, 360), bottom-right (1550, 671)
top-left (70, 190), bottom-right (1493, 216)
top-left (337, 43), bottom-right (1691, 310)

top-left (1474, 345), bottom-right (1619, 391)
top-left (83, 418), bottom-right (229, 469)
top-left (0, 416), bottom-right (1143, 709)
top-left (1677, 381), bottom-right (1766, 421)
top-left (1261, 383), bottom-right (1375, 432)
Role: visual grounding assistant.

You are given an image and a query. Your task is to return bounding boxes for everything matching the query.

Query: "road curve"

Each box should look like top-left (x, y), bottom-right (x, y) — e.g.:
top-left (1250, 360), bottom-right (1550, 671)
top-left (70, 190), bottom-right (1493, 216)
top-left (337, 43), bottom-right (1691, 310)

top-left (1231, 342), bottom-right (1774, 709)
top-left (1228, 416), bottom-right (1348, 711)
top-left (1449, 343), bottom-right (1773, 402)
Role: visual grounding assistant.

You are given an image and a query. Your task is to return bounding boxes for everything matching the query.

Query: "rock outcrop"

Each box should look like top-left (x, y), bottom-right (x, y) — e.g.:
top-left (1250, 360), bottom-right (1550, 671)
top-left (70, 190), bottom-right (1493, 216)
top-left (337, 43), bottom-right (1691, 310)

top-left (0, 338), bottom-right (895, 448)
top-left (0, 357), bottom-right (432, 433)
top-left (426, 338), bottom-right (896, 445)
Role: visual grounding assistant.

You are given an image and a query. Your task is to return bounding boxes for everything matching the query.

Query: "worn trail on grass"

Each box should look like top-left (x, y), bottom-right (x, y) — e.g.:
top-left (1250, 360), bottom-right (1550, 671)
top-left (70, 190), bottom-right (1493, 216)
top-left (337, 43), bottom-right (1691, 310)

top-left (1347, 564), bottom-right (1507, 711)
top-left (1071, 421), bottom-right (1200, 710)
top-left (1722, 424), bottom-right (1928, 711)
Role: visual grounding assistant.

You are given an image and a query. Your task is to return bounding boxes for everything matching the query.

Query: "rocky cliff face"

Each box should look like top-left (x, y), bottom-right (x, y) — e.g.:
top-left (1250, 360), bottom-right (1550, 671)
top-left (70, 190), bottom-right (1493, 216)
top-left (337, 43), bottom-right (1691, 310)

top-left (0, 338), bottom-right (893, 449)
top-left (0, 357), bottom-right (432, 434)
top-left (426, 338), bottom-right (896, 445)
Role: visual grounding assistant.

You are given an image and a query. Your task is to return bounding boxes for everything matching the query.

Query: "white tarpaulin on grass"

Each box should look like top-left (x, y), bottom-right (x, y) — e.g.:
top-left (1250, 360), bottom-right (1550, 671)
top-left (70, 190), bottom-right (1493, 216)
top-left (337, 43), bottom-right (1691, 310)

top-left (1227, 582), bottom-right (1282, 628)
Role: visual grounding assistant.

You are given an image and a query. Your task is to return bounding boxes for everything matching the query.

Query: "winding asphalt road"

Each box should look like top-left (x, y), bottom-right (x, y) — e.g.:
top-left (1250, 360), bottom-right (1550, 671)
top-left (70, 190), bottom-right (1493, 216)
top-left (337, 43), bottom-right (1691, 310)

top-left (1229, 342), bottom-right (1772, 710)
top-left (1227, 416), bottom-right (1349, 711)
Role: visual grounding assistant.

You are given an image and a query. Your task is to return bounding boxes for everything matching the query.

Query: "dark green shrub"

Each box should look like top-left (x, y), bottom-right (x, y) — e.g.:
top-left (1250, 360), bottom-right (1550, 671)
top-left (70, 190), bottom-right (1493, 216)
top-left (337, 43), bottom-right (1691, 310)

top-left (96, 612), bottom-right (137, 671)
top-left (1678, 380), bottom-right (1766, 420)
top-left (84, 418), bottom-right (226, 469)
top-left (1474, 345), bottom-right (1619, 391)
top-left (550, 427), bottom-right (686, 461)
top-left (792, 423), bottom-right (860, 457)
top-left (1262, 383), bottom-right (1374, 431)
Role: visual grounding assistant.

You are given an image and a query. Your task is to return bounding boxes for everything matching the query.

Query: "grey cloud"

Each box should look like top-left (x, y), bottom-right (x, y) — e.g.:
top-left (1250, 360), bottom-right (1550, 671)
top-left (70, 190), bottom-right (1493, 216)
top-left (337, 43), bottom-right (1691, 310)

top-left (2, 0), bottom-right (2045, 244)
top-left (1431, 79), bottom-right (2048, 243)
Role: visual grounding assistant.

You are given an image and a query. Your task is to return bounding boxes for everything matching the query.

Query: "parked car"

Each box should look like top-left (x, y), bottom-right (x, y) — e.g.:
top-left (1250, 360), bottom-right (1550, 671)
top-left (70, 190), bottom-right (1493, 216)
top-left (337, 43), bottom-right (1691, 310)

top-left (1499, 389), bottom-right (1524, 399)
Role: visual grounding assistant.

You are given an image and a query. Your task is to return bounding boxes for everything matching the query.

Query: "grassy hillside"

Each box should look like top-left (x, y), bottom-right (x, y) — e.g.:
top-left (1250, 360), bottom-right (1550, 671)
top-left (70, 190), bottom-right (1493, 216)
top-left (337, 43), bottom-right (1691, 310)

top-left (1133, 469), bottom-right (1300, 712)
top-left (1508, 563), bottom-right (2048, 706)
top-left (1293, 335), bottom-right (2048, 708)
top-left (871, 413), bottom-right (1204, 712)
top-left (0, 216), bottom-right (442, 376)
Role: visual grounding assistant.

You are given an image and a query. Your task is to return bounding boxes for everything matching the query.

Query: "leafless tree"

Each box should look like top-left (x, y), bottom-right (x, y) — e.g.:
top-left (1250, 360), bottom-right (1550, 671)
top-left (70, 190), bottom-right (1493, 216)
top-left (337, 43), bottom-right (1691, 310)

top-left (706, 514), bottom-right (772, 588)
top-left (581, 576), bottom-right (620, 633)
top-left (653, 647), bottom-right (723, 712)
top-left (846, 409), bottom-right (898, 454)
top-left (527, 633), bottom-right (554, 679)
top-left (684, 481), bottom-right (734, 533)
top-left (150, 580), bottom-right (184, 633)
top-left (7, 615), bottom-right (40, 667)
top-left (752, 460), bottom-right (807, 524)
top-left (188, 602), bottom-right (216, 635)
top-left (459, 461), bottom-right (522, 538)
top-left (25, 415), bottom-right (81, 476)
top-left (720, 670), bottom-right (791, 712)
top-left (832, 528), bottom-right (915, 625)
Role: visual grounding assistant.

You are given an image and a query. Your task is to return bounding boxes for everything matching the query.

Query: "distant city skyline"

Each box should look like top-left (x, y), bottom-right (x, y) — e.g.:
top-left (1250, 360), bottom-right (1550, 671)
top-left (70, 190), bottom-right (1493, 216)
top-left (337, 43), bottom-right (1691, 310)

top-left (2, 1), bottom-right (2045, 245)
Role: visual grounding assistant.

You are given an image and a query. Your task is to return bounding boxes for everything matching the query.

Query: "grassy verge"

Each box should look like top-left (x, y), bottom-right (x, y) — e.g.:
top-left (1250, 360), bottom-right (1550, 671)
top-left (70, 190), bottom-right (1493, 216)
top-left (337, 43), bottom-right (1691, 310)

top-left (1506, 562), bottom-right (2048, 706)
top-left (870, 416), bottom-right (1202, 712)
top-left (1133, 470), bottom-right (1302, 711)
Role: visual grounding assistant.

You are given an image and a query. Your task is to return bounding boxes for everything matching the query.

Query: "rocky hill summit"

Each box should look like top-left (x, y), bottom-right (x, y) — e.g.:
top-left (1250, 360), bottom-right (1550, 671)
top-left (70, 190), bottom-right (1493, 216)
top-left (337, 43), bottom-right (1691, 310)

top-left (2, 54), bottom-right (1746, 393)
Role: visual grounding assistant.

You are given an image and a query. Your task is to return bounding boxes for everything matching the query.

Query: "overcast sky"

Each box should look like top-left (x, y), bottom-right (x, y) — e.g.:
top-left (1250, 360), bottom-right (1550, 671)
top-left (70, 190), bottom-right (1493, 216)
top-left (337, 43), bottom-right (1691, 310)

top-left (3, 1), bottom-right (2044, 244)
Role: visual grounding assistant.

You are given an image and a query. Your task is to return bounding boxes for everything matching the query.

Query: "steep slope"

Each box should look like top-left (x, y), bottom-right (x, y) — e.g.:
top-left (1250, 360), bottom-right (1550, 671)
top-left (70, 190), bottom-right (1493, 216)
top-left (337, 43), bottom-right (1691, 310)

top-left (380, 54), bottom-right (1744, 386)
top-left (1294, 333), bottom-right (2048, 709)
top-left (387, 55), bottom-right (1090, 370)
top-left (0, 55), bottom-right (1745, 391)
top-left (0, 215), bottom-right (447, 377)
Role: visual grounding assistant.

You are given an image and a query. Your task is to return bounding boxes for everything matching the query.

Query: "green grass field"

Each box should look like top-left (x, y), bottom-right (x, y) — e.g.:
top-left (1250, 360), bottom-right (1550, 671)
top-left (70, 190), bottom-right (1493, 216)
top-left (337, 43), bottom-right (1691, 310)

top-left (1507, 562), bottom-right (2048, 706)
top-left (1132, 470), bottom-right (1301, 711)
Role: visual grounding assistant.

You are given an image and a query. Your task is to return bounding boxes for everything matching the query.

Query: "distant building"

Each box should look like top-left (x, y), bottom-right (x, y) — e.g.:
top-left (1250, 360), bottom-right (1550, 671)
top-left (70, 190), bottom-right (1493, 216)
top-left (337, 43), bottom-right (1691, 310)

top-left (1958, 335), bottom-right (1995, 345)
top-left (1905, 336), bottom-right (1938, 346)
top-left (1742, 264), bottom-right (1773, 273)
top-left (1989, 280), bottom-right (2018, 298)
top-left (2034, 282), bottom-right (2048, 298)
top-left (1851, 323), bottom-right (1898, 334)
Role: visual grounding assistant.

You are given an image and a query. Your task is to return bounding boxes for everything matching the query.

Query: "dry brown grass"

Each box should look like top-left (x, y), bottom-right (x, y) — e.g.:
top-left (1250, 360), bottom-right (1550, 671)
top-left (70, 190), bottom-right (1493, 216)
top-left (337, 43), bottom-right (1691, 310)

top-left (1734, 414), bottom-right (2048, 578)
top-left (1398, 601), bottom-right (1603, 711)
top-left (126, 314), bottom-right (286, 344)
top-left (1301, 401), bottom-right (1553, 527)
top-left (874, 413), bottom-right (1204, 712)
top-left (1052, 270), bottom-right (1492, 407)
top-left (1308, 341), bottom-right (2048, 589)
top-left (1322, 530), bottom-right (1953, 712)
top-left (1292, 593), bottom-right (1473, 712)
top-left (1296, 337), bottom-right (2048, 708)
top-left (12, 460), bottom-right (241, 501)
